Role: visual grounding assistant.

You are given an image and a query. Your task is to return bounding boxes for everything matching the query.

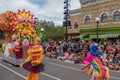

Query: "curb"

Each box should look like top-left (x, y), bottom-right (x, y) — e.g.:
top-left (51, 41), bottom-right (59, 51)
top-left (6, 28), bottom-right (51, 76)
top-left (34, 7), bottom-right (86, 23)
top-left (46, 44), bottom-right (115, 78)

top-left (0, 53), bottom-right (24, 67)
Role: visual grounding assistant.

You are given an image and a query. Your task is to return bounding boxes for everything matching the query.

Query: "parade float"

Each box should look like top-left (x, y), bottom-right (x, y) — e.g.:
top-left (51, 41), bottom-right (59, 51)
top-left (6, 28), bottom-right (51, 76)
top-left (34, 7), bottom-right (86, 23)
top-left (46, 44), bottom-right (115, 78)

top-left (0, 9), bottom-right (38, 66)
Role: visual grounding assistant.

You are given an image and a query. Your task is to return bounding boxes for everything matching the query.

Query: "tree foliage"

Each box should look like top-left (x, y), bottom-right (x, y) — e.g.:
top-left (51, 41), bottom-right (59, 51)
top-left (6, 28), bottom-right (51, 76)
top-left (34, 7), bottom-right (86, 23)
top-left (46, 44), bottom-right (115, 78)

top-left (0, 29), bottom-right (5, 39)
top-left (0, 11), bottom-right (14, 43)
top-left (36, 25), bottom-right (65, 41)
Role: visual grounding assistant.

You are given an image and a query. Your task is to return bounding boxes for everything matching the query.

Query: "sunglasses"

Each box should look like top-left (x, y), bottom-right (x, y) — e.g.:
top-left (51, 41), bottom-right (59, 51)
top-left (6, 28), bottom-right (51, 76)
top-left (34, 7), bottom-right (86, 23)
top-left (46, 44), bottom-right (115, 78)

top-left (17, 18), bottom-right (35, 24)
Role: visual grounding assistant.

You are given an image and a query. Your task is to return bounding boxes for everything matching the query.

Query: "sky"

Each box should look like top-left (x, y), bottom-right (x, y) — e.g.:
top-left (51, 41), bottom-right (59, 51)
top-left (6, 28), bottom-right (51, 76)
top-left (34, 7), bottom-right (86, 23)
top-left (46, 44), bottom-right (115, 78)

top-left (0, 0), bottom-right (81, 26)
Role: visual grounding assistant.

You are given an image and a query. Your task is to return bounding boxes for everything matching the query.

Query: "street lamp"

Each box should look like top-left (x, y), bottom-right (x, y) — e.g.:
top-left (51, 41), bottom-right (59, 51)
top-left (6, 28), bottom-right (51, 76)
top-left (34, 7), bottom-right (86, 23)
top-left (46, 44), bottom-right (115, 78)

top-left (34, 17), bottom-right (39, 25)
top-left (95, 17), bottom-right (100, 44)
top-left (41, 28), bottom-right (44, 43)
top-left (41, 28), bottom-right (44, 32)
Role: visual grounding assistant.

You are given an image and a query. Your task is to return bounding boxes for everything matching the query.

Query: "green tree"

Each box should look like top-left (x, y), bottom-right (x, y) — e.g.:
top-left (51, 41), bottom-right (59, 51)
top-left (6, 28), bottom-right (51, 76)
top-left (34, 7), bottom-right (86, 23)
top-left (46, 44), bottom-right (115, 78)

top-left (36, 25), bottom-right (65, 41)
top-left (44, 26), bottom-right (65, 41)
top-left (0, 29), bottom-right (5, 39)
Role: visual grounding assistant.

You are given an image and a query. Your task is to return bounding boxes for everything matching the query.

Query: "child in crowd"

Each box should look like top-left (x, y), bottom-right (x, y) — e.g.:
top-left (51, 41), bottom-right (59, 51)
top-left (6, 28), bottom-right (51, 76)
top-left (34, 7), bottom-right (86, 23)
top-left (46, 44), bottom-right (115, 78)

top-left (58, 50), bottom-right (69, 61)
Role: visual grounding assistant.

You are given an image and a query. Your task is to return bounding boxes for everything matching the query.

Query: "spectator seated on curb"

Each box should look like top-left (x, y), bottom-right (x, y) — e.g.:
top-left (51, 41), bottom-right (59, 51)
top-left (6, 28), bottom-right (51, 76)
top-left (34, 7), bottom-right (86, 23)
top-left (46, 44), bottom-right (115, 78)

top-left (74, 55), bottom-right (80, 64)
top-left (73, 52), bottom-right (83, 64)
top-left (51, 49), bottom-right (57, 59)
top-left (67, 52), bottom-right (75, 61)
top-left (115, 61), bottom-right (120, 70)
top-left (106, 56), bottom-right (115, 70)
top-left (57, 50), bottom-right (64, 60)
top-left (59, 51), bottom-right (70, 61)
top-left (46, 51), bottom-right (51, 58)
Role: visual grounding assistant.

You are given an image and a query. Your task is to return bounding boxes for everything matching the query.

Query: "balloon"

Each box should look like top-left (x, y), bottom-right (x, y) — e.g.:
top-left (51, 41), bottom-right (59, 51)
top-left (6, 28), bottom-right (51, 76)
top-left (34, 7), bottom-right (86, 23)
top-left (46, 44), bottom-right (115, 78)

top-left (31, 14), bottom-right (34, 17)
top-left (23, 9), bottom-right (25, 12)
top-left (18, 9), bottom-right (21, 12)
top-left (28, 11), bottom-right (30, 13)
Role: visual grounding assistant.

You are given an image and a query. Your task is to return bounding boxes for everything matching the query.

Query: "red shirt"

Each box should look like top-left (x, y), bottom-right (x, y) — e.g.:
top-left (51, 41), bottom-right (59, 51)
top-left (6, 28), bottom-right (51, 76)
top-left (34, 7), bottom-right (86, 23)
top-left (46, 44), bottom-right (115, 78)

top-left (118, 48), bottom-right (120, 54)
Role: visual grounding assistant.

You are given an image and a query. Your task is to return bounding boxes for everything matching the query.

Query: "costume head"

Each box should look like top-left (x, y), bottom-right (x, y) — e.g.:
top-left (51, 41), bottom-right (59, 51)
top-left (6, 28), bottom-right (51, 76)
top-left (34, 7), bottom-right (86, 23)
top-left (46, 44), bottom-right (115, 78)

top-left (14, 42), bottom-right (20, 48)
top-left (90, 43), bottom-right (103, 56)
top-left (30, 45), bottom-right (43, 57)
top-left (22, 39), bottom-right (29, 46)
top-left (27, 37), bottom-right (42, 55)
top-left (83, 43), bottom-right (103, 65)
top-left (12, 34), bottom-right (17, 41)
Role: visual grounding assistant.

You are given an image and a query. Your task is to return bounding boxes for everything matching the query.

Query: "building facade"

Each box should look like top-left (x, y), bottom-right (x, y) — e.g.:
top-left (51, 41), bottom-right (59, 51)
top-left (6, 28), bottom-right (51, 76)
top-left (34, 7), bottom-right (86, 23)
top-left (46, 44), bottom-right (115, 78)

top-left (69, 0), bottom-right (120, 40)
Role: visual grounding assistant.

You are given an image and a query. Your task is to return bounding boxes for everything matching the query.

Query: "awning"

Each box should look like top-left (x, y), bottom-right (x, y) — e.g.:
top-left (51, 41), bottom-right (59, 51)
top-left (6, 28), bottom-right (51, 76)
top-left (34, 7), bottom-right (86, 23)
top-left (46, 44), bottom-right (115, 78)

top-left (89, 35), bottom-right (104, 38)
top-left (75, 35), bottom-right (80, 38)
top-left (76, 34), bottom-right (120, 39)
top-left (84, 38), bottom-right (91, 41)
top-left (76, 34), bottom-right (89, 39)
top-left (102, 34), bottom-right (120, 38)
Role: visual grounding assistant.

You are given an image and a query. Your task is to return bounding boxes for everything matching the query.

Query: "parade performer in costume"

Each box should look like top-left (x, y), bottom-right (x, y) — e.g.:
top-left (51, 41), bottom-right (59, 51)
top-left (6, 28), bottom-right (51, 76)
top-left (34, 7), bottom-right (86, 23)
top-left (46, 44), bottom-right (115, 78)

top-left (82, 43), bottom-right (109, 80)
top-left (14, 42), bottom-right (23, 59)
top-left (20, 37), bottom-right (43, 80)
top-left (4, 43), bottom-right (12, 57)
top-left (10, 34), bottom-right (18, 58)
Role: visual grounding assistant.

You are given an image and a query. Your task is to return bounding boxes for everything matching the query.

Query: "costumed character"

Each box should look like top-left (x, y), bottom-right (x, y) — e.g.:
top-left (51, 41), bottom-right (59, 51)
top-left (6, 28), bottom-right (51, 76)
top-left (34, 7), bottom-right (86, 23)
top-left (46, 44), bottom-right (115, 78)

top-left (9, 34), bottom-right (18, 58)
top-left (22, 39), bottom-right (30, 46)
top-left (4, 43), bottom-right (12, 57)
top-left (14, 42), bottom-right (23, 59)
top-left (11, 34), bottom-right (18, 42)
top-left (20, 37), bottom-right (43, 80)
top-left (22, 39), bottom-right (30, 58)
top-left (82, 43), bottom-right (109, 80)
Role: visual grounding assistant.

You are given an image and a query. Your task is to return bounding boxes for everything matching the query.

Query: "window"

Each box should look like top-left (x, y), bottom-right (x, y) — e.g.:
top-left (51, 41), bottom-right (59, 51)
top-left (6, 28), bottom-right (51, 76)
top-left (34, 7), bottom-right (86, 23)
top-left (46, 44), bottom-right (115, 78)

top-left (113, 11), bottom-right (120, 22)
top-left (101, 13), bottom-right (107, 23)
top-left (74, 22), bottom-right (78, 29)
top-left (85, 16), bottom-right (90, 25)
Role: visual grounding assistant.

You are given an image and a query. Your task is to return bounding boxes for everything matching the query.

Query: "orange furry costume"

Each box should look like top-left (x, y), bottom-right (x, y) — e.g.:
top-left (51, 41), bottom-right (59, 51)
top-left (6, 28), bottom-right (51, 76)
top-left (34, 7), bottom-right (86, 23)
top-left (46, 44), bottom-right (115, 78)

top-left (20, 37), bottom-right (43, 80)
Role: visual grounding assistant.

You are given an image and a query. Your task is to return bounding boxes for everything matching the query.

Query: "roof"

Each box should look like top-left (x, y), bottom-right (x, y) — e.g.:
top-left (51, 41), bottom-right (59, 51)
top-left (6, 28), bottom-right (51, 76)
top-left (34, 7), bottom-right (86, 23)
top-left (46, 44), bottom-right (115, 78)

top-left (70, 8), bottom-right (80, 14)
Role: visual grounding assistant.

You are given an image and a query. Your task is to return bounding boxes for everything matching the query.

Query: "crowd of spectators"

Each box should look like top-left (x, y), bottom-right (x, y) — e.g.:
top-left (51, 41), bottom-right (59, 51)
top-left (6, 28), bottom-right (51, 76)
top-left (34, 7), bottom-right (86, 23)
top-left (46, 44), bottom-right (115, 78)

top-left (42, 39), bottom-right (120, 70)
top-left (0, 38), bottom-right (120, 70)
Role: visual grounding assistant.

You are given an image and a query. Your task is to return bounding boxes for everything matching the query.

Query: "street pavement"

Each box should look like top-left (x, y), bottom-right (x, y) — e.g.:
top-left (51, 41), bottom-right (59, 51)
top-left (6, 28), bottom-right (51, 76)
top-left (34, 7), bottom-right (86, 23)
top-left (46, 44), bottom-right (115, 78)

top-left (0, 57), bottom-right (120, 80)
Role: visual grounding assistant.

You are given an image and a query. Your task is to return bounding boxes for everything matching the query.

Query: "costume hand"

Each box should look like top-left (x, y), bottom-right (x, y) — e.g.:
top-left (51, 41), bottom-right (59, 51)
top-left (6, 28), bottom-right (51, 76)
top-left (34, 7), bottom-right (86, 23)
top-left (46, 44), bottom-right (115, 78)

top-left (81, 64), bottom-right (89, 70)
top-left (31, 61), bottom-right (39, 66)
top-left (20, 63), bottom-right (24, 68)
top-left (31, 61), bottom-right (39, 64)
